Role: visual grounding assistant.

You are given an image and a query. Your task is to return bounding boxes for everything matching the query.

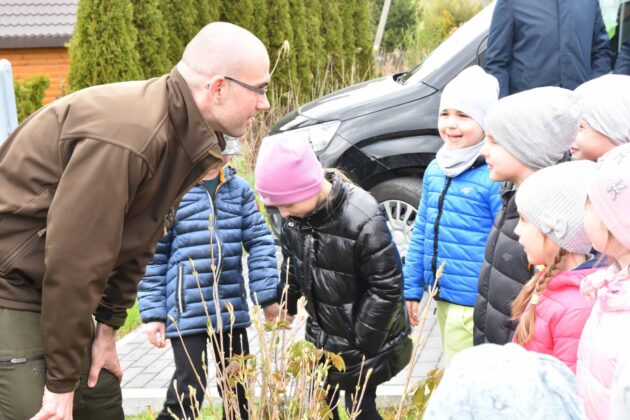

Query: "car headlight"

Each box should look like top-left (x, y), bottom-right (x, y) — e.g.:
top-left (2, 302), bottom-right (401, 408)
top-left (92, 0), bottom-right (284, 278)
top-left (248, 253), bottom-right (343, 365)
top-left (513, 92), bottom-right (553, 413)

top-left (267, 120), bottom-right (341, 153)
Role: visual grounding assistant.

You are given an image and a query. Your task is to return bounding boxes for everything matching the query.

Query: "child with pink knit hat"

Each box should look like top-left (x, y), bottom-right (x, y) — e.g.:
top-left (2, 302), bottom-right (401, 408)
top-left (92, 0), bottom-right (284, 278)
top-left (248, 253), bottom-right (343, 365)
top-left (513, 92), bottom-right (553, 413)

top-left (255, 135), bottom-right (411, 420)
top-left (576, 143), bottom-right (630, 420)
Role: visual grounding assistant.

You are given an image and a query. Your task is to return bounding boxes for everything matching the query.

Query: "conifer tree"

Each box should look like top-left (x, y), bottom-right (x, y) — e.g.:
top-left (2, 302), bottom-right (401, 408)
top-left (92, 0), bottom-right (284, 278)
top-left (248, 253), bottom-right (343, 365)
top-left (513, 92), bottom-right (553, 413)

top-left (305, 0), bottom-right (325, 84)
top-left (208, 0), bottom-right (220, 22)
top-left (319, 0), bottom-right (344, 69)
top-left (68, 0), bottom-right (143, 91)
top-left (289, 0), bottom-right (310, 100)
top-left (131, 0), bottom-right (171, 77)
top-left (340, 0), bottom-right (357, 74)
top-left (381, 0), bottom-right (417, 52)
top-left (266, 0), bottom-right (296, 100)
top-left (161, 0), bottom-right (197, 65)
top-left (354, 0), bottom-right (373, 77)
top-left (194, 0), bottom-right (211, 28)
top-left (220, 0), bottom-right (254, 31)
top-left (251, 0), bottom-right (269, 47)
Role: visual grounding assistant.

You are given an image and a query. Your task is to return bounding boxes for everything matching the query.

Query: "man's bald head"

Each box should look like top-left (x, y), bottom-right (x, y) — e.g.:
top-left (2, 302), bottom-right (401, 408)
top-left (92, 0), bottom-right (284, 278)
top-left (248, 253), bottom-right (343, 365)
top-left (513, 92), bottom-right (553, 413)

top-left (177, 22), bottom-right (269, 88)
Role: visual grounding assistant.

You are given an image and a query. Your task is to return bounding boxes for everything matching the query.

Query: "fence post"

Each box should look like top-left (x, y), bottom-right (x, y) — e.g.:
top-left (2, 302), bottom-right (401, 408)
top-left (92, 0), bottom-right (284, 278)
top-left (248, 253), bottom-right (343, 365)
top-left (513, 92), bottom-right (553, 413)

top-left (0, 59), bottom-right (18, 143)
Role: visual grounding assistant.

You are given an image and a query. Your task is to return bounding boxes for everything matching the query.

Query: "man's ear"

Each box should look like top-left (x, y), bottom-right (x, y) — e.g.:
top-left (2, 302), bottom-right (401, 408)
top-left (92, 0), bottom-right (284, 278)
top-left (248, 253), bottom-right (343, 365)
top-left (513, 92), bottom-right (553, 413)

top-left (206, 76), bottom-right (226, 104)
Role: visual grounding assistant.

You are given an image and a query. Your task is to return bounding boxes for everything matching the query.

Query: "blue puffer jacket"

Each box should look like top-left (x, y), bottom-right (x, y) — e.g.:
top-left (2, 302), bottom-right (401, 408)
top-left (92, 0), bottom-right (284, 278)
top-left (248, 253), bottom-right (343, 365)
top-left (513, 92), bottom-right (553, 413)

top-left (138, 167), bottom-right (278, 338)
top-left (404, 159), bottom-right (501, 307)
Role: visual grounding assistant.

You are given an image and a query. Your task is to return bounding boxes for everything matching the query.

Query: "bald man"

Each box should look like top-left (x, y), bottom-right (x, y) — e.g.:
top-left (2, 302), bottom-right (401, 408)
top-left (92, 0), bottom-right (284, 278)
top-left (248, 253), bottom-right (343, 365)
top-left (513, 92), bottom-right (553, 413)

top-left (0, 23), bottom-right (271, 420)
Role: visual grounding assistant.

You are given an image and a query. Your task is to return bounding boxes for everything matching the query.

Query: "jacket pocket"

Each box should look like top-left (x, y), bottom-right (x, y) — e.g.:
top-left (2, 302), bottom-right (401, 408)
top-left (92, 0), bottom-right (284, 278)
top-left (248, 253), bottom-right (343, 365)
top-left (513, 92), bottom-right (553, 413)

top-left (0, 228), bottom-right (46, 276)
top-left (176, 264), bottom-right (186, 315)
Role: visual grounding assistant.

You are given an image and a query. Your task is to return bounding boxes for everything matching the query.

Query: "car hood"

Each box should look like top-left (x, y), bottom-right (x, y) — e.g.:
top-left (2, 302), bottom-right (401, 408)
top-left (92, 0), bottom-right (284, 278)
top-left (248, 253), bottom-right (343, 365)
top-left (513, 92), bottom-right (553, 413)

top-left (298, 75), bottom-right (436, 122)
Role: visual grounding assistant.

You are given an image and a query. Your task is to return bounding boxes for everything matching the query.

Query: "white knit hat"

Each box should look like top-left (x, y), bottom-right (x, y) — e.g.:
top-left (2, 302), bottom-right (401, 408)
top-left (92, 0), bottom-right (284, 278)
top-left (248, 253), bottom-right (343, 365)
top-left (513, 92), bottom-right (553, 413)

top-left (515, 160), bottom-right (596, 254)
top-left (439, 65), bottom-right (499, 130)
top-left (575, 74), bottom-right (630, 146)
top-left (484, 87), bottom-right (583, 170)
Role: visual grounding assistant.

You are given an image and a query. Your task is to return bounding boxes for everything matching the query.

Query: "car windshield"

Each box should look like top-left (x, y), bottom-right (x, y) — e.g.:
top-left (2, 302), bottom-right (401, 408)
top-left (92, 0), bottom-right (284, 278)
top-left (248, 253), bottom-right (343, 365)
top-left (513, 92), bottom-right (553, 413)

top-left (401, 2), bottom-right (495, 85)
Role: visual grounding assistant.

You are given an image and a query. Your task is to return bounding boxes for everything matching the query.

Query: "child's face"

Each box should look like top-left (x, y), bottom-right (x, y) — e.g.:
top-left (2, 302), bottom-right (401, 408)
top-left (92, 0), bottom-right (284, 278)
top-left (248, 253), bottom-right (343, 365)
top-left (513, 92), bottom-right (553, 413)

top-left (481, 133), bottom-right (532, 183)
top-left (277, 193), bottom-right (320, 218)
top-left (514, 214), bottom-right (559, 266)
top-left (584, 200), bottom-right (608, 253)
top-left (437, 109), bottom-right (485, 149)
top-left (570, 119), bottom-right (616, 161)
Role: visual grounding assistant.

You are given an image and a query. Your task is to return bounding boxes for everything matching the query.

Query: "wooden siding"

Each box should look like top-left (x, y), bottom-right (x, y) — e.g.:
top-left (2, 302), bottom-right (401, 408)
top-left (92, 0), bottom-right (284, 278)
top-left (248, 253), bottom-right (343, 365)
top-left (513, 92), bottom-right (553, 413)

top-left (1, 47), bottom-right (69, 104)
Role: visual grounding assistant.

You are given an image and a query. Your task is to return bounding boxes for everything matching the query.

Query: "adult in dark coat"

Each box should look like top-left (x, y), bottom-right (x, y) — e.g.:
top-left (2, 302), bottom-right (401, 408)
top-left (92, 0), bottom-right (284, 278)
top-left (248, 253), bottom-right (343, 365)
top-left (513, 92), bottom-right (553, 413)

top-left (615, 35), bottom-right (630, 74)
top-left (486, 0), bottom-right (612, 97)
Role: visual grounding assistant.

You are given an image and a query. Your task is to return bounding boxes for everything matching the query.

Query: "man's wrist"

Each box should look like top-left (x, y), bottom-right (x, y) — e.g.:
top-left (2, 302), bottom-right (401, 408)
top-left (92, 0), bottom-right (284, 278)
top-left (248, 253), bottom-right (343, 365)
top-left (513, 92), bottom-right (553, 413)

top-left (94, 306), bottom-right (125, 330)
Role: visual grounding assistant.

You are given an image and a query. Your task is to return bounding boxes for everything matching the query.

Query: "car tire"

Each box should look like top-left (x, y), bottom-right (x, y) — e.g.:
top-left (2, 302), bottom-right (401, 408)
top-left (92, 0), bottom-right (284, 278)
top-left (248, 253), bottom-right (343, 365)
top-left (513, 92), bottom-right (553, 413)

top-left (370, 177), bottom-right (422, 260)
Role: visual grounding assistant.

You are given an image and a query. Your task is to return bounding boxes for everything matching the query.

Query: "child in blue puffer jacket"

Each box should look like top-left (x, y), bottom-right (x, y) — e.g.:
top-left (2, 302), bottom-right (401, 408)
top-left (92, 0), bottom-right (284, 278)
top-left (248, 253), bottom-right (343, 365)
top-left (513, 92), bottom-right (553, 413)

top-left (137, 162), bottom-right (280, 420)
top-left (404, 66), bottom-right (501, 365)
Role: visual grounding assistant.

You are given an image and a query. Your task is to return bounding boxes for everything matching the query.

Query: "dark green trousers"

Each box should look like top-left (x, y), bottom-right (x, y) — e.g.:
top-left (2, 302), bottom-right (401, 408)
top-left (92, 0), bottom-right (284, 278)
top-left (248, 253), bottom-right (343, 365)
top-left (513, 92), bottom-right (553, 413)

top-left (0, 307), bottom-right (123, 420)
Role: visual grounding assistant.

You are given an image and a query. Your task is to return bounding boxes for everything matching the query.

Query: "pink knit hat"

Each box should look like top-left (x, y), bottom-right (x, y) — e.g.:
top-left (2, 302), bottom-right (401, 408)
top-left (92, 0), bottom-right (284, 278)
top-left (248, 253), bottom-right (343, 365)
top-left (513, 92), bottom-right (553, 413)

top-left (588, 143), bottom-right (630, 249)
top-left (255, 134), bottom-right (324, 206)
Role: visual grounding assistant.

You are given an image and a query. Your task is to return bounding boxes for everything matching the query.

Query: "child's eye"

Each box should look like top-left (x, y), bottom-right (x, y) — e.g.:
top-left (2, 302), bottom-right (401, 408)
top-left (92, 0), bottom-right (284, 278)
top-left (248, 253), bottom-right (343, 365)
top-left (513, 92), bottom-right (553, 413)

top-left (457, 112), bottom-right (471, 119)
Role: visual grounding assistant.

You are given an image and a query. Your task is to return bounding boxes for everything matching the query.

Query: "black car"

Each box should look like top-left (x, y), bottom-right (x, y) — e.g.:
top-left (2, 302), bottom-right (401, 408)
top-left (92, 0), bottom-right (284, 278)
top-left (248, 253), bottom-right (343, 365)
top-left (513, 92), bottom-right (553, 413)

top-left (263, 3), bottom-right (495, 257)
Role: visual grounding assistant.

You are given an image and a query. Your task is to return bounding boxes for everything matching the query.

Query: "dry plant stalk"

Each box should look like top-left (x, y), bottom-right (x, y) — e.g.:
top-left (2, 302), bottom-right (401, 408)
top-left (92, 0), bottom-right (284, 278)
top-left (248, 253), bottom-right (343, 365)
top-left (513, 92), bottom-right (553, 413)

top-left (394, 261), bottom-right (444, 419)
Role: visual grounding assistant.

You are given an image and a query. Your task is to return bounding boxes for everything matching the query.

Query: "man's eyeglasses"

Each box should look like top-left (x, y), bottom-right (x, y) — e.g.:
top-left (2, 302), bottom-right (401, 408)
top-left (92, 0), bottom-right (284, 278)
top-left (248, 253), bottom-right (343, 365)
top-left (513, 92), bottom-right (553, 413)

top-left (224, 76), bottom-right (268, 96)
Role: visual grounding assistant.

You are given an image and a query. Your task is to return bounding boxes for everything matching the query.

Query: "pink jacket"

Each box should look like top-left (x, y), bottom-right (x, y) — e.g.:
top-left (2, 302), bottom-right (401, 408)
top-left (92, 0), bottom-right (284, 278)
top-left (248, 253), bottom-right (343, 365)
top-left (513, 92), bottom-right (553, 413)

top-left (520, 268), bottom-right (596, 372)
top-left (577, 266), bottom-right (630, 420)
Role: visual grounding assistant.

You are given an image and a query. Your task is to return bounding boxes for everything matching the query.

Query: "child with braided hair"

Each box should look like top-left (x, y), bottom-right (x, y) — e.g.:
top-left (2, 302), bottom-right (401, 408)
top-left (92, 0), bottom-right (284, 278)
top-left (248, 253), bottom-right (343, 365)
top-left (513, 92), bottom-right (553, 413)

top-left (511, 160), bottom-right (598, 372)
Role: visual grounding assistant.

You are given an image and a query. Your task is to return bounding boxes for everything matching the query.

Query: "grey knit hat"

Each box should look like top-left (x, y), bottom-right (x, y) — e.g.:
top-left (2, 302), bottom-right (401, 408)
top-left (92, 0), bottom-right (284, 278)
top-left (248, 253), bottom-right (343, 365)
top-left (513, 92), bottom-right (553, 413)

top-left (515, 160), bottom-right (596, 254)
top-left (575, 74), bottom-right (630, 146)
top-left (484, 87), bottom-right (583, 170)
top-left (439, 65), bottom-right (499, 130)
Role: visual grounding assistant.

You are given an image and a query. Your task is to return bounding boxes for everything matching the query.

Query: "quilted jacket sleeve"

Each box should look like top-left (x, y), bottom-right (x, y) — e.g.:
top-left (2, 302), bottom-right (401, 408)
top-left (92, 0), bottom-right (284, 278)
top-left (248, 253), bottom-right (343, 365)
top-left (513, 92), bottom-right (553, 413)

top-left (137, 229), bottom-right (173, 323)
top-left (355, 213), bottom-right (405, 355)
top-left (241, 184), bottom-right (278, 307)
top-left (403, 176), bottom-right (429, 301)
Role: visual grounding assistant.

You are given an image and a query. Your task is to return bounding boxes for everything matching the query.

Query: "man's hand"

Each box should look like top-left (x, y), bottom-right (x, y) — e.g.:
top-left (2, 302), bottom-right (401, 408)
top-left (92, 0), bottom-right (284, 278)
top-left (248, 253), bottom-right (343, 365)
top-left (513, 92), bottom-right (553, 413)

top-left (145, 321), bottom-right (167, 348)
top-left (30, 387), bottom-right (74, 420)
top-left (406, 300), bottom-right (419, 327)
top-left (87, 323), bottom-right (123, 388)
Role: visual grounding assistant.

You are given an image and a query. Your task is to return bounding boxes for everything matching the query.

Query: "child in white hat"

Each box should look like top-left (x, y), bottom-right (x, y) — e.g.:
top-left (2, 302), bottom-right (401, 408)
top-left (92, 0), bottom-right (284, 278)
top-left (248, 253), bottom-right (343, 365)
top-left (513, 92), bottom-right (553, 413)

top-left (571, 74), bottom-right (630, 161)
top-left (404, 65), bottom-right (501, 365)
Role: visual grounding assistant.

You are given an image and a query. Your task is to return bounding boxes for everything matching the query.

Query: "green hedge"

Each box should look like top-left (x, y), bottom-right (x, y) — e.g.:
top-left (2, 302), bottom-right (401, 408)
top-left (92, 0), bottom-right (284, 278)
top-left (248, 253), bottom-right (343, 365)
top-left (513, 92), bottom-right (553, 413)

top-left (14, 74), bottom-right (50, 123)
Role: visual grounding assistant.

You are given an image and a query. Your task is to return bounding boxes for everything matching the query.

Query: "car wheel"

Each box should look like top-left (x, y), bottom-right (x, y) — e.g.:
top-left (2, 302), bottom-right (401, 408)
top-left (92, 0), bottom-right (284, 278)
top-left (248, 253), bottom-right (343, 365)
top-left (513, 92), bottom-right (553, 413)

top-left (370, 177), bottom-right (422, 260)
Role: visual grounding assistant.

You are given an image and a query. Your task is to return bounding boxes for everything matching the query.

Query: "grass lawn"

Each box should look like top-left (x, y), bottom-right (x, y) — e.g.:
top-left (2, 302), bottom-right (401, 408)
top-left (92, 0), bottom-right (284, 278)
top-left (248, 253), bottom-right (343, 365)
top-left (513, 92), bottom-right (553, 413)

top-left (116, 300), bottom-right (141, 339)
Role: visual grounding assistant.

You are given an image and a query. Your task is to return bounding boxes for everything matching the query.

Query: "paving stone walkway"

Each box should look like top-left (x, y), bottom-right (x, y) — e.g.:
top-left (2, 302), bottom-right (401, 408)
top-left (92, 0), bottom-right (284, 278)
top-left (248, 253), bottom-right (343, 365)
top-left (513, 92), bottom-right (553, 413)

top-left (118, 296), bottom-right (442, 416)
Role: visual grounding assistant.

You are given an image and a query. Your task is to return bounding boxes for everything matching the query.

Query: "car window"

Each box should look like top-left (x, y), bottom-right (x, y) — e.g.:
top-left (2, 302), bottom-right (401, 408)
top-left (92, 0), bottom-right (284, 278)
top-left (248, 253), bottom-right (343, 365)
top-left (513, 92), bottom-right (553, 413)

top-left (401, 2), bottom-right (495, 85)
top-left (601, 0), bottom-right (630, 53)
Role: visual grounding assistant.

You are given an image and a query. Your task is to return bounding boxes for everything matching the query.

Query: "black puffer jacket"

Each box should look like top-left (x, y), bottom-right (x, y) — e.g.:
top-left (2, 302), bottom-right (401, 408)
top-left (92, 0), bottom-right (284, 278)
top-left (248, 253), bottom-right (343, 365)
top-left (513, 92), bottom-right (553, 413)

top-left (281, 174), bottom-right (412, 390)
top-left (473, 183), bottom-right (533, 345)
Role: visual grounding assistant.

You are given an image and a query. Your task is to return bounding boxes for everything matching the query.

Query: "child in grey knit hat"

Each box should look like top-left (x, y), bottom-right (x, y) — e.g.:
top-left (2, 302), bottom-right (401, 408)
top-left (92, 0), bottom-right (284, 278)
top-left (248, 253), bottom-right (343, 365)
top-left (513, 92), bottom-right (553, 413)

top-left (571, 74), bottom-right (630, 161)
top-left (473, 87), bottom-right (583, 346)
top-left (511, 160), bottom-right (597, 372)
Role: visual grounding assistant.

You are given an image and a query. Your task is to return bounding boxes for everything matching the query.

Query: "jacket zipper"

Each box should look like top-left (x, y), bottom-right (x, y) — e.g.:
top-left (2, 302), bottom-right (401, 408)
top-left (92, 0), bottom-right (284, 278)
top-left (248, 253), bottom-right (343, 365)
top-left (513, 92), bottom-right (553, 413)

top-left (201, 181), bottom-right (223, 282)
top-left (0, 227), bottom-right (47, 274)
top-left (177, 264), bottom-right (185, 314)
top-left (431, 177), bottom-right (453, 288)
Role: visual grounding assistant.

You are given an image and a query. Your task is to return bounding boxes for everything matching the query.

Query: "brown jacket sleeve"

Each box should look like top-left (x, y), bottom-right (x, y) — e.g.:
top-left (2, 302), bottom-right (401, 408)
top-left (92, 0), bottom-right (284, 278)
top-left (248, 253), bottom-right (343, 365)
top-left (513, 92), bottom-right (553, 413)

top-left (41, 139), bottom-right (146, 392)
top-left (95, 246), bottom-right (156, 328)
